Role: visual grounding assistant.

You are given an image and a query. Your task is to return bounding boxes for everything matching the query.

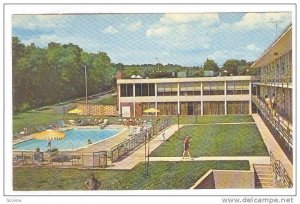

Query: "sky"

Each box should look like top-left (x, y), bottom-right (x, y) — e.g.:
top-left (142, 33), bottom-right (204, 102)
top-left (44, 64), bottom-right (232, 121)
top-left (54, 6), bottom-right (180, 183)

top-left (12, 12), bottom-right (292, 66)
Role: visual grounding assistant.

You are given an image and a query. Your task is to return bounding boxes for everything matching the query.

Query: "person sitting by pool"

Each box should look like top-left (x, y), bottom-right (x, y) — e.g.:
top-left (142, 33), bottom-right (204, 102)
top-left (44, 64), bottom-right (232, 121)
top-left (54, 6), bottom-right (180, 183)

top-left (88, 139), bottom-right (92, 145)
top-left (34, 147), bottom-right (43, 164)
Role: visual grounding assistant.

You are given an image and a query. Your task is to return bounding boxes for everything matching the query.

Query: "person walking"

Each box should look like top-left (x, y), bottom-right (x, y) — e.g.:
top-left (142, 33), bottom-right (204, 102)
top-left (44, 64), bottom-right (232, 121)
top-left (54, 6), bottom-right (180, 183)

top-left (264, 95), bottom-right (272, 111)
top-left (85, 173), bottom-right (101, 190)
top-left (182, 135), bottom-right (191, 159)
top-left (271, 93), bottom-right (277, 115)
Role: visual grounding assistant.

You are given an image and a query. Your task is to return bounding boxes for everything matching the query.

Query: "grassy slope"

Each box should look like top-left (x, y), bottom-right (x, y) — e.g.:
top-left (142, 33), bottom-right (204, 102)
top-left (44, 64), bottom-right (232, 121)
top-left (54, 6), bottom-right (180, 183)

top-left (151, 124), bottom-right (269, 157)
top-left (13, 161), bottom-right (249, 190)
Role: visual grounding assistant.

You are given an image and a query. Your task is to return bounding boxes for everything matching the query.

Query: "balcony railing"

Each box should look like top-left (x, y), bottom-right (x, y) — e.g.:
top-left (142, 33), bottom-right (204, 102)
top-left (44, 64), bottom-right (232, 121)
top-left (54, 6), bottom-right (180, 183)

top-left (252, 74), bottom-right (292, 87)
top-left (252, 95), bottom-right (292, 149)
top-left (270, 151), bottom-right (293, 188)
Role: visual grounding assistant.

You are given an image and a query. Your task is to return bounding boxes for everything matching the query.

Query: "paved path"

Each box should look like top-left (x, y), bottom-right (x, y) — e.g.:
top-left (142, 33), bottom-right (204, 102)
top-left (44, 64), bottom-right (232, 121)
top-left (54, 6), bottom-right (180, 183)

top-left (252, 114), bottom-right (293, 180)
top-left (184, 122), bottom-right (256, 125)
top-left (149, 156), bottom-right (270, 164)
top-left (106, 124), bottom-right (183, 169)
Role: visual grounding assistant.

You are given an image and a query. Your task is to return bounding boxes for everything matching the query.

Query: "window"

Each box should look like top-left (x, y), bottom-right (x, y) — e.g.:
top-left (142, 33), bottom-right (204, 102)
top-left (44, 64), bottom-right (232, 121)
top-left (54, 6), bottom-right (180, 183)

top-left (120, 84), bottom-right (133, 97)
top-left (226, 81), bottom-right (249, 95)
top-left (203, 101), bottom-right (225, 115)
top-left (180, 102), bottom-right (201, 115)
top-left (227, 101), bottom-right (249, 114)
top-left (157, 83), bottom-right (177, 96)
top-left (203, 82), bottom-right (224, 95)
top-left (157, 102), bottom-right (178, 115)
top-left (135, 83), bottom-right (155, 96)
top-left (135, 84), bottom-right (142, 96)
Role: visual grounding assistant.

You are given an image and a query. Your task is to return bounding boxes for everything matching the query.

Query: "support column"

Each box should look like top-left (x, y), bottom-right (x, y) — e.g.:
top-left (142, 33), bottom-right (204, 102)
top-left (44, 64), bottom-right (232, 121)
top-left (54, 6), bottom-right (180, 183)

top-left (177, 82), bottom-right (180, 114)
top-left (249, 81), bottom-right (252, 114)
top-left (118, 84), bottom-right (121, 117)
top-left (224, 81), bottom-right (227, 115)
top-left (133, 84), bottom-right (135, 118)
top-left (155, 83), bottom-right (158, 117)
top-left (201, 82), bottom-right (203, 116)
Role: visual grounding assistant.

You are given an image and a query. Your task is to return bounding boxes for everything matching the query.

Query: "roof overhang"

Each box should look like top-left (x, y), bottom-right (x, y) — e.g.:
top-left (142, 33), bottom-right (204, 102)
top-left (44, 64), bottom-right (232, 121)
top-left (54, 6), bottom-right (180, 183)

top-left (251, 25), bottom-right (292, 68)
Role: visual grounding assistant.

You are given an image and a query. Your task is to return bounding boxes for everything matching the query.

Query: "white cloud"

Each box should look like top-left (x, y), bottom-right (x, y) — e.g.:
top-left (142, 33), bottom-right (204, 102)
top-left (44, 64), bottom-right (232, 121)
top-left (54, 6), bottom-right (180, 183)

top-left (146, 13), bottom-right (219, 38)
top-left (128, 21), bottom-right (143, 31)
top-left (146, 25), bottom-right (171, 37)
top-left (145, 13), bottom-right (219, 51)
top-left (234, 12), bottom-right (291, 30)
top-left (12, 15), bottom-right (73, 30)
top-left (103, 25), bottom-right (118, 34)
top-left (246, 44), bottom-right (260, 51)
top-left (160, 13), bottom-right (219, 26)
top-left (207, 50), bottom-right (240, 63)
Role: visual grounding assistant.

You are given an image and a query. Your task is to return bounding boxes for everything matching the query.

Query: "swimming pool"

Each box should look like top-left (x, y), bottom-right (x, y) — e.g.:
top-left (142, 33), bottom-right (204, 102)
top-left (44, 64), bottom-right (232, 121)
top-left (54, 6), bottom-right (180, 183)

top-left (13, 128), bottom-right (123, 151)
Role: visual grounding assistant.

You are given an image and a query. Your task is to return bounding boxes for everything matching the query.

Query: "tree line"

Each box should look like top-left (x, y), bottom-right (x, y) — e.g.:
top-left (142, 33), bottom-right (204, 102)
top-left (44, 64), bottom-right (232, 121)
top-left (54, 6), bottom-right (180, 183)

top-left (12, 37), bottom-right (116, 112)
top-left (12, 37), bottom-right (258, 113)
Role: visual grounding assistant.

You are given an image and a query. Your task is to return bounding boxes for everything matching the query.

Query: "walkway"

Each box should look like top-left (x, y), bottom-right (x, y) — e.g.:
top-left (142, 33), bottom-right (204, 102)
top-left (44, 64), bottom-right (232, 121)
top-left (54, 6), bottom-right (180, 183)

top-left (149, 156), bottom-right (270, 164)
top-left (106, 122), bottom-right (270, 170)
top-left (106, 124), bottom-right (183, 169)
top-left (252, 114), bottom-right (293, 180)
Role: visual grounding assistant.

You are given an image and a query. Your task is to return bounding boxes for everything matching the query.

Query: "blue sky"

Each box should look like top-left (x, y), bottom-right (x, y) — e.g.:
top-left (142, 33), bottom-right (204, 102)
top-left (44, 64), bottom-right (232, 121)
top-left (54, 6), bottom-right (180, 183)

top-left (12, 12), bottom-right (291, 66)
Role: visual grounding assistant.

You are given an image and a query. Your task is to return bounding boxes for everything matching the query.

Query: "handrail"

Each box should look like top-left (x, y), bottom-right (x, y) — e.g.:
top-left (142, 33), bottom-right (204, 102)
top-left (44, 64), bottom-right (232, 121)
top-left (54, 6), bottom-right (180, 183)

top-left (270, 151), bottom-right (293, 188)
top-left (252, 95), bottom-right (292, 148)
top-left (110, 118), bottom-right (171, 163)
top-left (252, 74), bottom-right (292, 87)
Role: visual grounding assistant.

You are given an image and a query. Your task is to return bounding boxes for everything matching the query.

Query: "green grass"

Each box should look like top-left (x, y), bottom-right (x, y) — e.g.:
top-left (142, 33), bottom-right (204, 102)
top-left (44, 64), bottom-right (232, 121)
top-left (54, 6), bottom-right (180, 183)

top-left (170, 115), bottom-right (254, 124)
top-left (13, 160), bottom-right (249, 190)
top-left (151, 124), bottom-right (269, 157)
top-left (89, 95), bottom-right (117, 105)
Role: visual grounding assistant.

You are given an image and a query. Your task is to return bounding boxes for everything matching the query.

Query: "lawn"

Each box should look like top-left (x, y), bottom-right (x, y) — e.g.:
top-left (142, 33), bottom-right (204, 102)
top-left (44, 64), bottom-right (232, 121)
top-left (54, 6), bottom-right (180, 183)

top-left (89, 95), bottom-right (117, 105)
top-left (151, 124), bottom-right (269, 157)
top-left (13, 160), bottom-right (249, 190)
top-left (170, 115), bottom-right (254, 124)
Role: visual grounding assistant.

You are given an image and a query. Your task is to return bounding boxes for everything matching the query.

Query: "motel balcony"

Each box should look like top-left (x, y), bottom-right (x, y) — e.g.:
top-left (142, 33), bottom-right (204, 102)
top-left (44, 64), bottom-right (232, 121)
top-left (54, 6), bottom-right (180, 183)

top-left (252, 73), bottom-right (292, 88)
top-left (251, 95), bottom-right (292, 150)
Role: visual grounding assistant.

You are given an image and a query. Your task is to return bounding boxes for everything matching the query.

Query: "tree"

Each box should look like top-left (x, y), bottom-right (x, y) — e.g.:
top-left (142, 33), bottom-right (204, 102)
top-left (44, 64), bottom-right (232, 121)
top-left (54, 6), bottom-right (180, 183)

top-left (222, 59), bottom-right (239, 76)
top-left (203, 58), bottom-right (219, 72)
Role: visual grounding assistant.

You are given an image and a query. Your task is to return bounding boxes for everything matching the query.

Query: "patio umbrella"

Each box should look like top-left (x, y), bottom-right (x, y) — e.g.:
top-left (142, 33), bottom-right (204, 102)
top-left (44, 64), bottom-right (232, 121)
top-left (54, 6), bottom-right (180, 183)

top-left (68, 108), bottom-right (83, 114)
top-left (32, 129), bottom-right (65, 151)
top-left (143, 108), bottom-right (160, 113)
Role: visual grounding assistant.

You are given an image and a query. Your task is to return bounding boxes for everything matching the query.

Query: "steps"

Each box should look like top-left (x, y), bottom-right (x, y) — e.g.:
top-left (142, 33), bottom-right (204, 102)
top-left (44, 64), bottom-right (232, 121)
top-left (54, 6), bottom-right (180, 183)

top-left (254, 164), bottom-right (274, 188)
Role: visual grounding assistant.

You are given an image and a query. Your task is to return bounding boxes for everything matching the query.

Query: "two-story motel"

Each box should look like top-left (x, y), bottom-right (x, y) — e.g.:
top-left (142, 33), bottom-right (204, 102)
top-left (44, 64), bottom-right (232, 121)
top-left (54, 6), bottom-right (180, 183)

top-left (117, 76), bottom-right (252, 118)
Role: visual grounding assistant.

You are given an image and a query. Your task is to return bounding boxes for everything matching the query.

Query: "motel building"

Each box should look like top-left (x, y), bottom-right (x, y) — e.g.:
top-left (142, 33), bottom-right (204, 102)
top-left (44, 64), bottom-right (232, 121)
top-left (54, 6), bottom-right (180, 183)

top-left (251, 24), bottom-right (292, 154)
top-left (117, 75), bottom-right (252, 118)
top-left (115, 23), bottom-right (293, 188)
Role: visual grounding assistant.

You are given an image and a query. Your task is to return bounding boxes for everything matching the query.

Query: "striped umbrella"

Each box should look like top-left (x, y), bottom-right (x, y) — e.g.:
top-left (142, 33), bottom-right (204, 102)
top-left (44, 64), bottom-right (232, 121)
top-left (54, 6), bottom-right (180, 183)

top-left (32, 129), bottom-right (65, 151)
top-left (68, 108), bottom-right (83, 114)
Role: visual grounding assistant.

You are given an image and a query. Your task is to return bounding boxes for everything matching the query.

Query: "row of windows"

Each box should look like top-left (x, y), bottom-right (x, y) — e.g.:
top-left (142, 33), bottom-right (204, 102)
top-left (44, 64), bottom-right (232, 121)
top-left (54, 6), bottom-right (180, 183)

top-left (136, 101), bottom-right (249, 116)
top-left (120, 81), bottom-right (250, 97)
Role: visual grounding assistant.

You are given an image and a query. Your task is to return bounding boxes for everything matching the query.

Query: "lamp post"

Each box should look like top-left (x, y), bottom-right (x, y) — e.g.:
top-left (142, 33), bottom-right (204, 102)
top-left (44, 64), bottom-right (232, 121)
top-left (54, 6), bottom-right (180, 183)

top-left (177, 112), bottom-right (180, 137)
top-left (79, 63), bottom-right (88, 116)
top-left (156, 57), bottom-right (160, 72)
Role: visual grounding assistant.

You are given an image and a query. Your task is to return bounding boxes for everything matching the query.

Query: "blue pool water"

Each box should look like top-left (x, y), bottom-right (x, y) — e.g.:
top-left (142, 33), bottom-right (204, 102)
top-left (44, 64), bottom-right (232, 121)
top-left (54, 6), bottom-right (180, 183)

top-left (13, 128), bottom-right (123, 151)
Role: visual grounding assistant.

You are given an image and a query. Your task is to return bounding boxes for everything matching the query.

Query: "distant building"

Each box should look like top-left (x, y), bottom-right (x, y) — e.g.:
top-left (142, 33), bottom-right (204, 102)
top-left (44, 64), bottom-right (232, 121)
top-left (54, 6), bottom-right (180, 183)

top-left (117, 76), bottom-right (252, 117)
